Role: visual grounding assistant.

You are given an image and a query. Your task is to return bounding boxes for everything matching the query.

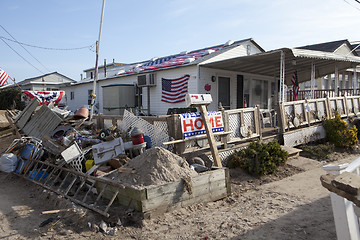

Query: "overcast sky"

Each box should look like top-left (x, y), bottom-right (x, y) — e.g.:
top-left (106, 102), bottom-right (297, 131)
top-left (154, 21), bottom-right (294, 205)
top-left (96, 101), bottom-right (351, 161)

top-left (1, 0), bottom-right (360, 82)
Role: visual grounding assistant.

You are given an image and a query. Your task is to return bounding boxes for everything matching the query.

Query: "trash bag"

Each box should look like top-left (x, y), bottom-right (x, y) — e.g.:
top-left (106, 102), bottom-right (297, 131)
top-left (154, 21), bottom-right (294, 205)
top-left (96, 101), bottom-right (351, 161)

top-left (0, 153), bottom-right (18, 173)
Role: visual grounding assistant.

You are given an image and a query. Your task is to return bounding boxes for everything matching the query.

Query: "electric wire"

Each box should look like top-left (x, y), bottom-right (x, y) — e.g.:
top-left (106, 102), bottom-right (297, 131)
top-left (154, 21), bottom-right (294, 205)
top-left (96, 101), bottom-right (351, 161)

top-left (343, 0), bottom-right (360, 11)
top-left (1, 37), bottom-right (46, 75)
top-left (0, 25), bottom-right (51, 73)
top-left (0, 36), bottom-right (95, 51)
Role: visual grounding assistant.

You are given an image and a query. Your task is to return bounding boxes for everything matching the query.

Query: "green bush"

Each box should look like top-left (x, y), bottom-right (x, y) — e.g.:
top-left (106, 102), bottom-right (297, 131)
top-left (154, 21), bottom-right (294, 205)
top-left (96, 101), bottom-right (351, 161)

top-left (228, 140), bottom-right (288, 176)
top-left (323, 111), bottom-right (358, 148)
top-left (0, 88), bottom-right (25, 110)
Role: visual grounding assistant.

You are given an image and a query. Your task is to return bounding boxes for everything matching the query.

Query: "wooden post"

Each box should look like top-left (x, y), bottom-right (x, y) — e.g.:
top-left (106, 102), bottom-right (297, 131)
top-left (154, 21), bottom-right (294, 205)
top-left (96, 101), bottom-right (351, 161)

top-left (198, 105), bottom-right (222, 168)
top-left (255, 105), bottom-right (262, 141)
top-left (166, 114), bottom-right (185, 154)
top-left (325, 96), bottom-right (331, 119)
top-left (277, 102), bottom-right (286, 133)
top-left (221, 109), bottom-right (229, 149)
top-left (344, 95), bottom-right (349, 117)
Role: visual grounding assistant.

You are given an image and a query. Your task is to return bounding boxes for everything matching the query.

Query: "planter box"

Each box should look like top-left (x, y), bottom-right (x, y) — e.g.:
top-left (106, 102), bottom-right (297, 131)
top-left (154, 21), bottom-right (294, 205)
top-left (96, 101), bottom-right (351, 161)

top-left (97, 168), bottom-right (231, 218)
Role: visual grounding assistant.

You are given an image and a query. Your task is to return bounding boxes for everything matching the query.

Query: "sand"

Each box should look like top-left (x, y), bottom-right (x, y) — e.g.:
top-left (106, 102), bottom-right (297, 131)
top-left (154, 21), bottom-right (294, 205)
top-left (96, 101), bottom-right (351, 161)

top-left (0, 148), bottom-right (359, 239)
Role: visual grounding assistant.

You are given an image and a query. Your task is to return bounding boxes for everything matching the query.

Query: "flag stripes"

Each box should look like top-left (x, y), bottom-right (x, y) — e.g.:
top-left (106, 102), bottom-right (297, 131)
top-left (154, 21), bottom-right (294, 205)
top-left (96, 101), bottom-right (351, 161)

top-left (0, 69), bottom-right (9, 85)
top-left (161, 75), bottom-right (189, 103)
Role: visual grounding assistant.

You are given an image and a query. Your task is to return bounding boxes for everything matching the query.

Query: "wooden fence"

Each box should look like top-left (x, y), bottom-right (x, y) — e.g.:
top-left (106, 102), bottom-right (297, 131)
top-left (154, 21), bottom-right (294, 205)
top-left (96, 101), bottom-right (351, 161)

top-left (93, 106), bottom-right (262, 154)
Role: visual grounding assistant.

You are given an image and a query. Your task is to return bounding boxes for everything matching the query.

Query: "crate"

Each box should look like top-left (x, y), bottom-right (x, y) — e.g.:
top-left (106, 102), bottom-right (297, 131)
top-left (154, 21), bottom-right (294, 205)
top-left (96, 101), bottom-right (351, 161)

top-left (96, 168), bottom-right (231, 218)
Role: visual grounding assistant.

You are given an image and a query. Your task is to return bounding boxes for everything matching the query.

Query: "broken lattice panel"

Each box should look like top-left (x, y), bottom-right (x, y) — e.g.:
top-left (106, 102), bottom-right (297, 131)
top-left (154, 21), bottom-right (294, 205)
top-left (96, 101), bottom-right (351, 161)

top-left (120, 110), bottom-right (169, 148)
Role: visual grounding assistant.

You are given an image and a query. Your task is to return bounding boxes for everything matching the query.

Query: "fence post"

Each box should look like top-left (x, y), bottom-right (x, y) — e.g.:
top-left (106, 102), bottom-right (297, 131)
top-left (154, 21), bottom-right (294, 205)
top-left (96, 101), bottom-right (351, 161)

top-left (221, 110), bottom-right (229, 149)
top-left (304, 99), bottom-right (311, 127)
top-left (277, 102), bottom-right (286, 134)
top-left (326, 96), bottom-right (332, 119)
top-left (166, 114), bottom-right (185, 154)
top-left (344, 95), bottom-right (349, 117)
top-left (255, 105), bottom-right (262, 141)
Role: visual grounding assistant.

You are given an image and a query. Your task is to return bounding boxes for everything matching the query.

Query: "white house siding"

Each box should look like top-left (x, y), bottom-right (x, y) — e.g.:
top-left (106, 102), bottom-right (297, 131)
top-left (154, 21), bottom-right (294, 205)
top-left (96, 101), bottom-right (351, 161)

top-left (64, 65), bottom-right (198, 115)
top-left (199, 67), bottom-right (276, 110)
top-left (200, 41), bottom-right (263, 65)
top-left (63, 82), bottom-right (92, 112)
top-left (143, 66), bottom-right (198, 115)
top-left (334, 44), bottom-right (353, 56)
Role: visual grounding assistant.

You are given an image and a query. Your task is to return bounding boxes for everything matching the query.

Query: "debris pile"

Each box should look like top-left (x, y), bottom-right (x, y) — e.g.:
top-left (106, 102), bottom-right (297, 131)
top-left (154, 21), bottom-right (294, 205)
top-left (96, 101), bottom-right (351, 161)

top-left (107, 147), bottom-right (198, 189)
top-left (0, 98), bottom-right (203, 218)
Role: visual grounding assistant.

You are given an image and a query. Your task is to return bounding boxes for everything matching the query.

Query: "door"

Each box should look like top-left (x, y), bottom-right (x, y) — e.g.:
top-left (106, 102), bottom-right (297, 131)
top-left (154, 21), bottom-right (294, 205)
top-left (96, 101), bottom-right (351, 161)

top-left (236, 75), bottom-right (244, 108)
top-left (218, 76), bottom-right (230, 109)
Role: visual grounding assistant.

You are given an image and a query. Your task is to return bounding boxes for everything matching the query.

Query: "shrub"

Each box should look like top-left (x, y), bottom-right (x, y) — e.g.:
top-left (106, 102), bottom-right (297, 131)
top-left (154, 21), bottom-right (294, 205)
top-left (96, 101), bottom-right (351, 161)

top-left (323, 111), bottom-right (358, 148)
top-left (0, 88), bottom-right (25, 110)
top-left (299, 143), bottom-right (334, 161)
top-left (228, 140), bottom-right (288, 176)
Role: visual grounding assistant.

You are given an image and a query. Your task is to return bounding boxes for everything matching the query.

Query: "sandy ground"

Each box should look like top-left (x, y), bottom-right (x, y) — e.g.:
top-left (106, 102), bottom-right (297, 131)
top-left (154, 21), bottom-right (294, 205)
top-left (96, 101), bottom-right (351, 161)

top-left (0, 149), bottom-right (359, 239)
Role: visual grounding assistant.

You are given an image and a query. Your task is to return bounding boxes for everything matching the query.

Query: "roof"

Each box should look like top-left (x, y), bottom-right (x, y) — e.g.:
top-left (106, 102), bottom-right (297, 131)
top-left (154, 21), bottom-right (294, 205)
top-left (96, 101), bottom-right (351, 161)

top-left (297, 39), bottom-right (357, 56)
top-left (17, 72), bottom-right (76, 85)
top-left (201, 48), bottom-right (360, 85)
top-left (83, 38), bottom-right (264, 79)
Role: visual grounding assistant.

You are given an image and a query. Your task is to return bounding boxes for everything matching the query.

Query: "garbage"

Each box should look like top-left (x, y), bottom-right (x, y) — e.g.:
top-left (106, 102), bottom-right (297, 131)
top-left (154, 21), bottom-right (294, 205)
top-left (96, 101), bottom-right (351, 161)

top-left (0, 153), bottom-right (18, 173)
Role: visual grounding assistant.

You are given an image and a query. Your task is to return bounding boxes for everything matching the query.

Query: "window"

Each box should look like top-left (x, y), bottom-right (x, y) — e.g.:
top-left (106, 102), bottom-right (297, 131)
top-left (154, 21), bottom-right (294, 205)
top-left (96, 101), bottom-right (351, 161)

top-left (70, 91), bottom-right (74, 100)
top-left (135, 85), bottom-right (143, 107)
top-left (88, 90), bottom-right (93, 105)
top-left (90, 72), bottom-right (93, 79)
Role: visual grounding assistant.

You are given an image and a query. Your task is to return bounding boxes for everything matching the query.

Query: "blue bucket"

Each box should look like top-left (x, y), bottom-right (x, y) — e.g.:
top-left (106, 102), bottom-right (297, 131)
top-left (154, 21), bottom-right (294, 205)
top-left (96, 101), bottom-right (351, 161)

top-left (20, 144), bottom-right (36, 160)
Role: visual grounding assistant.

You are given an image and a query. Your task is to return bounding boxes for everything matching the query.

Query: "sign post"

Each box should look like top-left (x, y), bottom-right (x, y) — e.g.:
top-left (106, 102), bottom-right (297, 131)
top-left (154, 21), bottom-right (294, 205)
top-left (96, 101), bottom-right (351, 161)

top-left (185, 94), bottom-right (222, 167)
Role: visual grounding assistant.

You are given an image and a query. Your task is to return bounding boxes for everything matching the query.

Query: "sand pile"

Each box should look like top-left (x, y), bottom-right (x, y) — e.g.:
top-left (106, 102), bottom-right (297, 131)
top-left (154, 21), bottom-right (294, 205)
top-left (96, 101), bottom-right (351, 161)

top-left (107, 147), bottom-right (198, 189)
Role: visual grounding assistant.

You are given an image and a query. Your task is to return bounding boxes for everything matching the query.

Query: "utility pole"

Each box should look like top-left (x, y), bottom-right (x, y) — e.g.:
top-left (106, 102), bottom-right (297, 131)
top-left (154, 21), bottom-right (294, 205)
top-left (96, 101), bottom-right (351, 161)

top-left (90, 0), bottom-right (106, 121)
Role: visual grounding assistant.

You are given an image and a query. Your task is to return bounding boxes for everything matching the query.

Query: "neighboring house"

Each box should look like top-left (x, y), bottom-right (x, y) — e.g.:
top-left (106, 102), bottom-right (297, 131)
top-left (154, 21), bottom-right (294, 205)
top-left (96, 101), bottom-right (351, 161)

top-left (64, 38), bottom-right (269, 115)
top-left (17, 72), bottom-right (76, 91)
top-left (295, 40), bottom-right (360, 91)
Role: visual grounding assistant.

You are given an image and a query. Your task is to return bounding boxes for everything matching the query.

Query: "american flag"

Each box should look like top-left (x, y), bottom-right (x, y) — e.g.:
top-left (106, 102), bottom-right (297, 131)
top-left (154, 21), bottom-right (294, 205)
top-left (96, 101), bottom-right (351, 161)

top-left (0, 68), bottom-right (9, 86)
top-left (161, 75), bottom-right (189, 103)
top-left (291, 70), bottom-right (299, 101)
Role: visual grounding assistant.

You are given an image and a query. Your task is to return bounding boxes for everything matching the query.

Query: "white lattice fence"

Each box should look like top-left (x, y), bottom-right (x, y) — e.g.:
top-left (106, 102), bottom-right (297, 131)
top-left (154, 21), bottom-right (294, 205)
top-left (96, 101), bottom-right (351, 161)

top-left (119, 110), bottom-right (169, 148)
top-left (225, 107), bottom-right (260, 143)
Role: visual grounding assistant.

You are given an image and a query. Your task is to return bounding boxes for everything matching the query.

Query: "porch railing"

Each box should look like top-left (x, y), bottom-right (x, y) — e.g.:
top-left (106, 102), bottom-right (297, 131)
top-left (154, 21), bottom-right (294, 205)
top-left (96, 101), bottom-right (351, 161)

top-left (287, 88), bottom-right (360, 101)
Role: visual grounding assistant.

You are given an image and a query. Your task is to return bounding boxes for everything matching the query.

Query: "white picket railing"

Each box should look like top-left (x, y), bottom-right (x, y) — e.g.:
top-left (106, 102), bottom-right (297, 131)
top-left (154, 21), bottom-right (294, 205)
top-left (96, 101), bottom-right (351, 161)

top-left (323, 157), bottom-right (360, 240)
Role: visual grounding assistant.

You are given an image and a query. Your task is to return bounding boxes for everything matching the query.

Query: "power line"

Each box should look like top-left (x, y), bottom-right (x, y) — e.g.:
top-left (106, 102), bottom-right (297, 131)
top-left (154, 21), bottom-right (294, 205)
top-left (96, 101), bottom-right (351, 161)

top-left (1, 37), bottom-right (46, 75)
top-left (0, 36), bottom-right (95, 51)
top-left (0, 25), bottom-right (51, 73)
top-left (355, 0), bottom-right (360, 4)
top-left (343, 0), bottom-right (360, 11)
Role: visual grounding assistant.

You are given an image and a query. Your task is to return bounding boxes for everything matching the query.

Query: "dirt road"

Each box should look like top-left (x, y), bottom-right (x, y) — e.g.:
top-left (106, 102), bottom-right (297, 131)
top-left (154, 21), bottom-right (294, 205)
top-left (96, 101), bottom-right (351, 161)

top-left (0, 153), bottom-right (357, 239)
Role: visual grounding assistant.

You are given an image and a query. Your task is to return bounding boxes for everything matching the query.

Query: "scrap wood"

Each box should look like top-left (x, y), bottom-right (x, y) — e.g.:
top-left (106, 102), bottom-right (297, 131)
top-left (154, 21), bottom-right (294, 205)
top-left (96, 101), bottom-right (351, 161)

top-left (117, 167), bottom-right (136, 174)
top-left (321, 173), bottom-right (360, 207)
top-left (42, 208), bottom-right (73, 214)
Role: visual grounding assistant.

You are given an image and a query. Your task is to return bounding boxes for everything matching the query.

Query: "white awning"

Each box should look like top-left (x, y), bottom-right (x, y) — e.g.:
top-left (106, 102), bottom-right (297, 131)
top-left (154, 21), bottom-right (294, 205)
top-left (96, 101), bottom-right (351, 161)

top-left (200, 48), bottom-right (360, 85)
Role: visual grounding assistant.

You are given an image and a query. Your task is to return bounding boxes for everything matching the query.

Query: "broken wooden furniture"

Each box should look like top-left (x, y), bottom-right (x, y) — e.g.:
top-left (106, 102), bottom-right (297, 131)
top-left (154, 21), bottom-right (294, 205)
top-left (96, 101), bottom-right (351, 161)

top-left (97, 167), bottom-right (231, 219)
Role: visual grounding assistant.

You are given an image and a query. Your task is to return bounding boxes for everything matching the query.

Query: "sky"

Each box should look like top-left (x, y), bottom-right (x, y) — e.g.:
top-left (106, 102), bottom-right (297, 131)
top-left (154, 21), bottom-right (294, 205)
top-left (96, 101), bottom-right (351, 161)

top-left (1, 0), bottom-right (360, 82)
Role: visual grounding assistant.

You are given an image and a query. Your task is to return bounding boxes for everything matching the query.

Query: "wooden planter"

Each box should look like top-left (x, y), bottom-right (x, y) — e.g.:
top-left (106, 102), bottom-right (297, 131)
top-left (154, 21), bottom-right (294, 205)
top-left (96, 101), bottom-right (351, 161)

top-left (97, 168), bottom-right (231, 218)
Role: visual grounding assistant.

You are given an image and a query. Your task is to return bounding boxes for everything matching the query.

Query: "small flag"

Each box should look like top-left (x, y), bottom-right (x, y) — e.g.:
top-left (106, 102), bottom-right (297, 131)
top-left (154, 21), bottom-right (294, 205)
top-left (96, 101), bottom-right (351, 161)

top-left (0, 68), bottom-right (9, 86)
top-left (291, 70), bottom-right (299, 101)
top-left (161, 75), bottom-right (189, 103)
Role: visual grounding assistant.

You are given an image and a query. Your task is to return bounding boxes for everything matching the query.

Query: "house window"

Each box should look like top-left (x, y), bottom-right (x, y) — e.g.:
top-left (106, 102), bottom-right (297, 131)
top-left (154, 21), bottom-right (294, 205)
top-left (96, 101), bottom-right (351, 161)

top-left (135, 85), bottom-right (143, 107)
top-left (90, 72), bottom-right (93, 79)
top-left (70, 91), bottom-right (74, 100)
top-left (88, 90), bottom-right (93, 105)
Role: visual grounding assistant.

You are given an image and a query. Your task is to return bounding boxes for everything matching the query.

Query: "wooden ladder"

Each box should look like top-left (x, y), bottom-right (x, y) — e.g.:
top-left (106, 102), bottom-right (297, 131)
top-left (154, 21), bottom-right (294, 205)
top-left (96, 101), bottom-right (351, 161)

top-left (14, 158), bottom-right (123, 217)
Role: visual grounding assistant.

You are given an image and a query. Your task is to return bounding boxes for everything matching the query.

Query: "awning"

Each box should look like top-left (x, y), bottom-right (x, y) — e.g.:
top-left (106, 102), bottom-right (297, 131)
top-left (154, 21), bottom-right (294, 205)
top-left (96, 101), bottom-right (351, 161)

top-left (200, 48), bottom-right (360, 85)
